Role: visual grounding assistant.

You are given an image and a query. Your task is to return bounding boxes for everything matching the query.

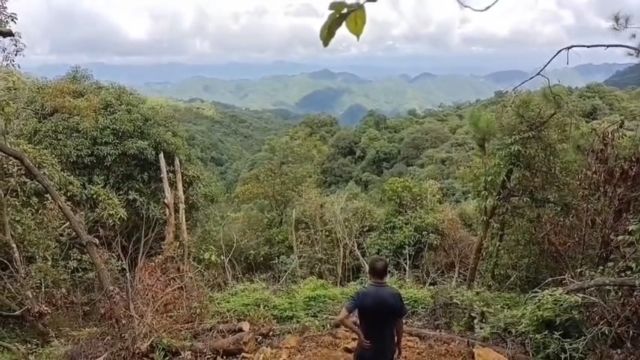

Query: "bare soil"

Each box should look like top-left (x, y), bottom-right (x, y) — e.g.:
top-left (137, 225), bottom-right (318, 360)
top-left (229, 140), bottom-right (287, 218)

top-left (249, 328), bottom-right (477, 360)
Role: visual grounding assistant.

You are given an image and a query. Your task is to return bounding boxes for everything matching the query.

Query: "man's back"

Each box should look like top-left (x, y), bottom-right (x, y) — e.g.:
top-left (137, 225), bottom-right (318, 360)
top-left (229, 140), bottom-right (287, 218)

top-left (346, 283), bottom-right (407, 360)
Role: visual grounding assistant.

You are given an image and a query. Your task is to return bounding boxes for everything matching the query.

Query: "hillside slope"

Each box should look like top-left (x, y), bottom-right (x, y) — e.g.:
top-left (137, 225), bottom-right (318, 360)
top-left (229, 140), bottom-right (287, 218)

top-left (604, 63), bottom-right (640, 89)
top-left (167, 98), bottom-right (299, 185)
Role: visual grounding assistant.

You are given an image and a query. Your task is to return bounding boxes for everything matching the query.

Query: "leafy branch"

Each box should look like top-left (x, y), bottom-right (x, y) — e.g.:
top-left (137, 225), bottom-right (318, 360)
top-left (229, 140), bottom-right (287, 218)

top-left (320, 1), bottom-right (370, 47)
top-left (320, 0), bottom-right (499, 47)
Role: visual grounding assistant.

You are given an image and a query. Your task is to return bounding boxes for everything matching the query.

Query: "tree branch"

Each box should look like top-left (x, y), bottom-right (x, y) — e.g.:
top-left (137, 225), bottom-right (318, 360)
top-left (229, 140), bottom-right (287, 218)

top-left (563, 277), bottom-right (640, 293)
top-left (0, 142), bottom-right (112, 292)
top-left (0, 307), bottom-right (27, 317)
top-left (513, 44), bottom-right (640, 91)
top-left (456, 0), bottom-right (500, 12)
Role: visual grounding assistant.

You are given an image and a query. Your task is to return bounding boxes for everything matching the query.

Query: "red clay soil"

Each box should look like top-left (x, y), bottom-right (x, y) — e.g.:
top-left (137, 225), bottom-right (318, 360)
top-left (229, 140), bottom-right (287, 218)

top-left (251, 328), bottom-right (475, 360)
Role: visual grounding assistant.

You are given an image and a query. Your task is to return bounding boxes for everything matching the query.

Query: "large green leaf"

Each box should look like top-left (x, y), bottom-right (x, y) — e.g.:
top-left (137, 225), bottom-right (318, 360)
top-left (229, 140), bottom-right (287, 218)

top-left (320, 11), bottom-right (349, 48)
top-left (345, 6), bottom-right (366, 40)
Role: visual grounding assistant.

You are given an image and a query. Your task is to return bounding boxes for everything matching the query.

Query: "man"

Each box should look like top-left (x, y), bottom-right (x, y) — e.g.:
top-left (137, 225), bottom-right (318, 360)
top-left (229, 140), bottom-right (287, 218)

top-left (335, 256), bottom-right (407, 360)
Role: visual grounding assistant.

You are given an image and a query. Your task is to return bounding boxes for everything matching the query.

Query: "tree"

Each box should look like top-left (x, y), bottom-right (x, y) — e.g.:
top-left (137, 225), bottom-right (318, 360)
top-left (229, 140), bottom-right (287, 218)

top-left (0, 0), bottom-right (24, 67)
top-left (371, 177), bottom-right (442, 281)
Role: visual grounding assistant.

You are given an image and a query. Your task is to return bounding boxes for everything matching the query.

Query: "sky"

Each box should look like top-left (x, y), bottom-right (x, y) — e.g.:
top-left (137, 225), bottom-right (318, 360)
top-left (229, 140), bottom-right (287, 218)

top-left (9, 0), bottom-right (639, 73)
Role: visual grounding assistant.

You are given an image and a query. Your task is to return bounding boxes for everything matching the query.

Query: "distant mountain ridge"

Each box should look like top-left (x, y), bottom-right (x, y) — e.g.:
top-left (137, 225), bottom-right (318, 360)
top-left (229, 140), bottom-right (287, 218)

top-left (23, 62), bottom-right (633, 125)
top-left (137, 63), bottom-right (632, 123)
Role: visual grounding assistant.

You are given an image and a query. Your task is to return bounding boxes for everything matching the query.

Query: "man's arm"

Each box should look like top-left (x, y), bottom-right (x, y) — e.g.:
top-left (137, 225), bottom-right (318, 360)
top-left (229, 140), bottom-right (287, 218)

top-left (336, 307), bottom-right (370, 348)
top-left (395, 318), bottom-right (403, 358)
top-left (395, 292), bottom-right (407, 359)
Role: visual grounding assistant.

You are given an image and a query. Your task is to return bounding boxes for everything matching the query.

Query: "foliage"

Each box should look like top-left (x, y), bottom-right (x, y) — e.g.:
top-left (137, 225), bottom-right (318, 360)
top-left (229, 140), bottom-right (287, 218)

top-left (320, 1), bottom-right (367, 47)
top-left (211, 279), bottom-right (587, 357)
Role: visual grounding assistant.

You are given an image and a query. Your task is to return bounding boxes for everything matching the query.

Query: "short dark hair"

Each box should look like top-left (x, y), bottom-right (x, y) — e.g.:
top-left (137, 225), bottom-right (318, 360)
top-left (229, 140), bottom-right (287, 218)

top-left (368, 256), bottom-right (389, 280)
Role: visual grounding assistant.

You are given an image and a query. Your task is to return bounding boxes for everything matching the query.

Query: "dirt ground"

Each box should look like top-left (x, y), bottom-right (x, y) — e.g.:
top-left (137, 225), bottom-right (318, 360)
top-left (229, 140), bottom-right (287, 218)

top-left (248, 328), bottom-right (496, 360)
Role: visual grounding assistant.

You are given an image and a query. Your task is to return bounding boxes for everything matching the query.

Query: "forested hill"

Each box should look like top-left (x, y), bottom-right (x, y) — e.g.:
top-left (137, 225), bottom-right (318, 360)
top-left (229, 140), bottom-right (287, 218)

top-left (137, 63), bottom-right (631, 121)
top-left (168, 98), bottom-right (300, 186)
top-left (605, 63), bottom-right (640, 89)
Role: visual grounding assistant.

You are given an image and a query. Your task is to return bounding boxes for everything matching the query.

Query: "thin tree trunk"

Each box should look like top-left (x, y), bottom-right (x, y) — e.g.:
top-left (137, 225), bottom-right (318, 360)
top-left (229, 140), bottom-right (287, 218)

top-left (291, 209), bottom-right (299, 275)
top-left (174, 156), bottom-right (188, 265)
top-left (404, 247), bottom-right (411, 282)
top-left (466, 167), bottom-right (513, 288)
top-left (1, 190), bottom-right (23, 277)
top-left (332, 201), bottom-right (367, 274)
top-left (159, 152), bottom-right (175, 256)
top-left (1, 191), bottom-right (41, 318)
top-left (0, 142), bottom-right (112, 292)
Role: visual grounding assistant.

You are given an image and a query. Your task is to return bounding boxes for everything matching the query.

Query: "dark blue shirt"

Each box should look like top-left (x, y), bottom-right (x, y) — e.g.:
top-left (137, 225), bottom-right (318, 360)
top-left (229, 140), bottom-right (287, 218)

top-left (345, 283), bottom-right (407, 360)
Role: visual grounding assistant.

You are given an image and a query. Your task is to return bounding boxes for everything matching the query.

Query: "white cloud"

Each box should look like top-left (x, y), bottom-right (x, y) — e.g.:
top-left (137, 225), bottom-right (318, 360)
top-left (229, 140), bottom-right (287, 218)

top-left (9, 0), bottom-right (636, 66)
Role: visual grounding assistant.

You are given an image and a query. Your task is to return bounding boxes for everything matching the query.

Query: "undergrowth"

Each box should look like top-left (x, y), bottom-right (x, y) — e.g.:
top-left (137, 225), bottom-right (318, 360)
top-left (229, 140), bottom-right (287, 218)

top-left (210, 278), bottom-right (589, 359)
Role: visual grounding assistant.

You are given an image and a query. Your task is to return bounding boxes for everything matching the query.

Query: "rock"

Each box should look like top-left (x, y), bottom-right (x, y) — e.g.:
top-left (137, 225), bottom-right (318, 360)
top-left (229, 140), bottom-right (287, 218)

top-left (280, 335), bottom-right (301, 349)
top-left (341, 343), bottom-right (356, 353)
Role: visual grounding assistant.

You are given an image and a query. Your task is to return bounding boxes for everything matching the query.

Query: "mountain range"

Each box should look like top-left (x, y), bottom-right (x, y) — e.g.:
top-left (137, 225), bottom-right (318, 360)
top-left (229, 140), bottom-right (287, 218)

top-left (23, 62), bottom-right (634, 125)
top-left (139, 63), bottom-right (632, 124)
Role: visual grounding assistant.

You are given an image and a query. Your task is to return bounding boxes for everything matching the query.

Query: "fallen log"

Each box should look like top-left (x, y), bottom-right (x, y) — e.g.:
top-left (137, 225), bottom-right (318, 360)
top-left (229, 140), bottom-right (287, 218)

top-left (562, 277), bottom-right (640, 293)
top-left (215, 321), bottom-right (251, 334)
top-left (193, 321), bottom-right (251, 337)
top-left (191, 332), bottom-right (257, 356)
top-left (405, 327), bottom-right (530, 360)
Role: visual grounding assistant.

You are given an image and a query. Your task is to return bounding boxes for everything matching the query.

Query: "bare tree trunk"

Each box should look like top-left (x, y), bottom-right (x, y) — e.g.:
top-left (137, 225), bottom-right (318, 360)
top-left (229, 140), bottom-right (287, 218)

top-left (332, 200), bottom-right (367, 274)
top-left (291, 209), bottom-right (300, 275)
top-left (1, 190), bottom-right (23, 277)
top-left (0, 142), bottom-right (112, 292)
top-left (405, 247), bottom-right (411, 282)
top-left (174, 156), bottom-right (188, 265)
top-left (159, 152), bottom-right (175, 256)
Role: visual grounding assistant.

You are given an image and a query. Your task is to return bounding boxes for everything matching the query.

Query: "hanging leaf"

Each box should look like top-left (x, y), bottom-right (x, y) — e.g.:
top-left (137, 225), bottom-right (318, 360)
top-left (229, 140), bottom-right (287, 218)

top-left (328, 1), bottom-right (348, 11)
top-left (346, 6), bottom-right (366, 40)
top-left (320, 11), bottom-right (349, 47)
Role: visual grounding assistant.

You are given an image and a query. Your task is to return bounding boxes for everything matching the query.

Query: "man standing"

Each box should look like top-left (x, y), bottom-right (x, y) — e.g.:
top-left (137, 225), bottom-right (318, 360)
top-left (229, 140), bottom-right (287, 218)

top-left (335, 256), bottom-right (407, 360)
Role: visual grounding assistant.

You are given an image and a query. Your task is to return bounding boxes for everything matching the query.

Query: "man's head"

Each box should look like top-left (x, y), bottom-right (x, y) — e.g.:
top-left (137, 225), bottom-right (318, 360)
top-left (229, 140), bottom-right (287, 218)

top-left (367, 256), bottom-right (389, 281)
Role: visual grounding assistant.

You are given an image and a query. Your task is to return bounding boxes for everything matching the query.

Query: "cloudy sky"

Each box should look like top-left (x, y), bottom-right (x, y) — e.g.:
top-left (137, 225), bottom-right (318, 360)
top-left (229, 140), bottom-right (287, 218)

top-left (10, 0), bottom-right (638, 72)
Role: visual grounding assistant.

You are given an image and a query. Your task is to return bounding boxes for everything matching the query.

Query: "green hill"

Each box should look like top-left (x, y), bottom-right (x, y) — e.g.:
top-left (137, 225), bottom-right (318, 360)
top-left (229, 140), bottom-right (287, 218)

top-left (165, 98), bottom-right (300, 186)
top-left (604, 63), bottom-right (640, 89)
